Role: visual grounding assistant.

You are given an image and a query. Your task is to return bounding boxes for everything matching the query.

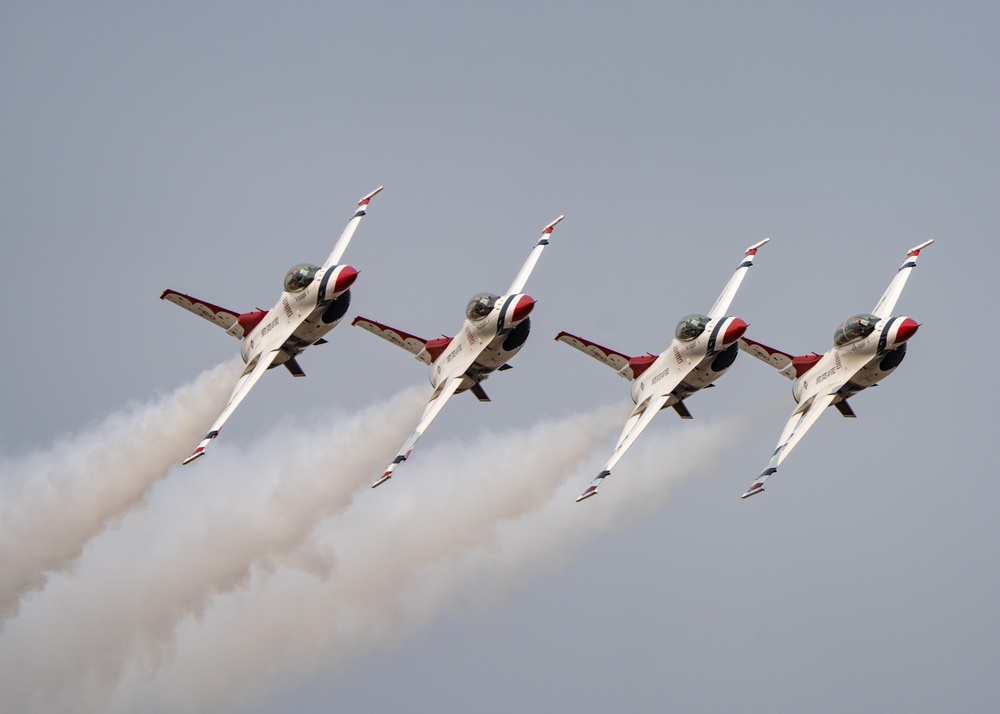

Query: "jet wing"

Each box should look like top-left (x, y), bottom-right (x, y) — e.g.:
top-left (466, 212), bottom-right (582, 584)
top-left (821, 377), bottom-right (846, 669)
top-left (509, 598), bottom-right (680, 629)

top-left (505, 215), bottom-right (564, 295)
top-left (741, 391), bottom-right (839, 498)
top-left (321, 186), bottom-right (384, 271)
top-left (708, 237), bottom-right (769, 319)
top-left (352, 316), bottom-right (434, 364)
top-left (183, 348), bottom-right (282, 464)
top-left (372, 375), bottom-right (465, 488)
top-left (555, 331), bottom-right (636, 380)
top-left (577, 391), bottom-right (672, 502)
top-left (160, 290), bottom-right (245, 339)
top-left (183, 300), bottom-right (314, 463)
top-left (871, 239), bottom-right (933, 318)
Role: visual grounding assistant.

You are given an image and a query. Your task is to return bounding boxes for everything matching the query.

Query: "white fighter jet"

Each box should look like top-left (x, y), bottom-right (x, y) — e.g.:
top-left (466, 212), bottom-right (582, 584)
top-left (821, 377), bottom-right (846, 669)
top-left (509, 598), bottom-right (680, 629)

top-left (738, 239), bottom-right (933, 499)
top-left (353, 215), bottom-right (564, 488)
top-left (161, 186), bottom-right (383, 464)
top-left (558, 238), bottom-right (769, 502)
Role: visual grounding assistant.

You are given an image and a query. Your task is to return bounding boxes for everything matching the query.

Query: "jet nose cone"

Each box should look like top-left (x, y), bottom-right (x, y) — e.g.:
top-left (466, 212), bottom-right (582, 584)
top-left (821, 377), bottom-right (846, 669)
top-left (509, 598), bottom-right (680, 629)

top-left (722, 317), bottom-right (748, 345)
top-left (334, 265), bottom-right (359, 293)
top-left (511, 294), bottom-right (535, 323)
top-left (895, 317), bottom-right (919, 343)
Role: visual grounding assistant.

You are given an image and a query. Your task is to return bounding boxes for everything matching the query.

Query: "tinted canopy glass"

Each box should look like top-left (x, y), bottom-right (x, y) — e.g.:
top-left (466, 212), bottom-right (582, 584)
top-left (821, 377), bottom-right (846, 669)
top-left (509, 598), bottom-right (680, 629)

top-left (834, 313), bottom-right (878, 346)
top-left (466, 293), bottom-right (500, 320)
top-left (675, 314), bottom-right (711, 341)
top-left (284, 263), bottom-right (320, 293)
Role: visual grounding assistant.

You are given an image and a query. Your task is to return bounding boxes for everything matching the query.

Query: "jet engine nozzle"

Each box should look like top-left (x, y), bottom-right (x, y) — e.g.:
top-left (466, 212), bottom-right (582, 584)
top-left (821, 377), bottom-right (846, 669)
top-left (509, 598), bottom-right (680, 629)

top-left (510, 294), bottom-right (535, 324)
top-left (721, 317), bottom-right (748, 346)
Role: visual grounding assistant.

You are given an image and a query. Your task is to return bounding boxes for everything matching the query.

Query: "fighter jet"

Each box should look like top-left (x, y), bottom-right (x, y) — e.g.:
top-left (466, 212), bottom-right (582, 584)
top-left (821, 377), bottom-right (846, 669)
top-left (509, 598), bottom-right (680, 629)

top-left (558, 238), bottom-right (769, 502)
top-left (738, 240), bottom-right (933, 498)
top-left (353, 215), bottom-right (564, 487)
top-left (161, 186), bottom-right (383, 464)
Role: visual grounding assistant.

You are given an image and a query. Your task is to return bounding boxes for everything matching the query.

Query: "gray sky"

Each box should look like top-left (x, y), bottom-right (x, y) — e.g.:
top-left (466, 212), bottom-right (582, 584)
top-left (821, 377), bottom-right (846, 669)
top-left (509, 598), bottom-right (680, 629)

top-left (2, 1), bottom-right (998, 712)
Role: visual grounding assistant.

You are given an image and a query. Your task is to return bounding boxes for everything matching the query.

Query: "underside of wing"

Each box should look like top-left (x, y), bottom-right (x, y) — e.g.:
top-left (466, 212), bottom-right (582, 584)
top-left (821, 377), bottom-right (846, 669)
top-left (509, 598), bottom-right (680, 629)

top-left (871, 240), bottom-right (933, 318)
top-left (183, 348), bottom-right (282, 464)
top-left (161, 289), bottom-right (248, 339)
top-left (505, 216), bottom-right (564, 295)
top-left (555, 331), bottom-right (638, 380)
top-left (576, 392), bottom-right (670, 502)
top-left (709, 237), bottom-right (769, 319)
top-left (322, 186), bottom-right (384, 270)
top-left (741, 391), bottom-right (838, 498)
top-left (372, 375), bottom-right (465, 487)
top-left (352, 316), bottom-right (436, 364)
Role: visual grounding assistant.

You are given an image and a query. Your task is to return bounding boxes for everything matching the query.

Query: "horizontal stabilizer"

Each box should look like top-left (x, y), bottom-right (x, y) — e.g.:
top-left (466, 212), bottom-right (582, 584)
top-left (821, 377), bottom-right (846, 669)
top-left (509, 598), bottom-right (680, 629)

top-left (672, 401), bottom-right (693, 419)
top-left (284, 358), bottom-right (306, 377)
top-left (834, 399), bottom-right (856, 418)
top-left (470, 383), bottom-right (491, 402)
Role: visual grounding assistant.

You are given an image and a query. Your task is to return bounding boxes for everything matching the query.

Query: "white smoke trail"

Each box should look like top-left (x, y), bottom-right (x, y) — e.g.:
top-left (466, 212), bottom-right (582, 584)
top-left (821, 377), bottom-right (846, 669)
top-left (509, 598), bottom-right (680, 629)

top-left (0, 389), bottom-right (753, 714)
top-left (0, 360), bottom-right (239, 624)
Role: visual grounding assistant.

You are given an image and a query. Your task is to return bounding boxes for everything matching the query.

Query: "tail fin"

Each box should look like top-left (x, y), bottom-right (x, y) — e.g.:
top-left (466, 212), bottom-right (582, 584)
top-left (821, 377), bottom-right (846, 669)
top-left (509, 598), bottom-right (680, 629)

top-left (738, 337), bottom-right (821, 381)
top-left (555, 331), bottom-right (655, 381)
top-left (352, 316), bottom-right (453, 365)
top-left (161, 289), bottom-right (265, 340)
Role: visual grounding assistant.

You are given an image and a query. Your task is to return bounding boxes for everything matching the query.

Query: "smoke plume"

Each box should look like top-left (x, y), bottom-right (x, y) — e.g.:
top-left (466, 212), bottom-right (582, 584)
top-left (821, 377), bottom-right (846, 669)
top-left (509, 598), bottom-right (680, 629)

top-left (0, 371), bottom-right (751, 714)
top-left (0, 361), bottom-right (238, 624)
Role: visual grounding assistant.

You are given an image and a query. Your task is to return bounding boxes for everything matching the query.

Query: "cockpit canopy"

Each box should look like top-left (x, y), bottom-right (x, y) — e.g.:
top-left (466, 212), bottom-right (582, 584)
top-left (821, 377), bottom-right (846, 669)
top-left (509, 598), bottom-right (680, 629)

top-left (466, 293), bottom-right (500, 321)
top-left (834, 313), bottom-right (879, 347)
top-left (284, 263), bottom-right (320, 293)
top-left (675, 314), bottom-right (711, 341)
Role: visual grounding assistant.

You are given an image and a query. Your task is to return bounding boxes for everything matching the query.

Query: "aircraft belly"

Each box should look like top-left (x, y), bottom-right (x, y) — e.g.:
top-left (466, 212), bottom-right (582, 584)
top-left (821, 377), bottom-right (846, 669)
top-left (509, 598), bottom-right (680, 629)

top-left (289, 317), bottom-right (337, 345)
top-left (475, 334), bottom-right (525, 370)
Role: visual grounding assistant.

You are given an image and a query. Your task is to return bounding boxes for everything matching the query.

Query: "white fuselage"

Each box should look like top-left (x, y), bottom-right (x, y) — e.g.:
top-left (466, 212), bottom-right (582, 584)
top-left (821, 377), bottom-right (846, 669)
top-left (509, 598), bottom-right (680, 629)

top-left (240, 263), bottom-right (358, 367)
top-left (428, 292), bottom-right (535, 392)
top-left (791, 315), bottom-right (917, 407)
top-left (630, 315), bottom-right (746, 406)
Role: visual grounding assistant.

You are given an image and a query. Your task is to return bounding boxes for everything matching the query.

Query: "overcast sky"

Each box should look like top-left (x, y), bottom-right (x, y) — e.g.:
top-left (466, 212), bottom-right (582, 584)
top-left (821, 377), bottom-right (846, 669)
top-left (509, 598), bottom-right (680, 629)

top-left (2, 2), bottom-right (999, 712)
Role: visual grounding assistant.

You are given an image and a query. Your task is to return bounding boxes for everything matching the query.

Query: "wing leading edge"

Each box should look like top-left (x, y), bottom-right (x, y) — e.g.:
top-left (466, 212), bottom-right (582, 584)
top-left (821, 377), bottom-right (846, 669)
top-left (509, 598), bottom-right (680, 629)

top-left (372, 375), bottom-right (465, 488)
top-left (183, 348), bottom-right (282, 464)
top-left (506, 215), bottom-right (564, 295)
top-left (741, 391), bottom-right (838, 498)
top-left (708, 237), bottom-right (769, 319)
top-left (577, 392), bottom-right (672, 502)
top-left (871, 239), bottom-right (933, 318)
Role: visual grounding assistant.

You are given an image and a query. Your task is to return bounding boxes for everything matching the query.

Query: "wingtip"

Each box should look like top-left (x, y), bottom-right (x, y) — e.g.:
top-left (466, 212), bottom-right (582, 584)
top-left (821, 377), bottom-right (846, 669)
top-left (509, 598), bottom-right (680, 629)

top-left (741, 484), bottom-right (765, 499)
top-left (907, 239), bottom-right (934, 255)
top-left (543, 215), bottom-right (566, 233)
top-left (576, 486), bottom-right (598, 503)
top-left (371, 471), bottom-right (392, 489)
top-left (358, 186), bottom-right (384, 205)
top-left (182, 449), bottom-right (205, 466)
top-left (745, 237), bottom-right (770, 256)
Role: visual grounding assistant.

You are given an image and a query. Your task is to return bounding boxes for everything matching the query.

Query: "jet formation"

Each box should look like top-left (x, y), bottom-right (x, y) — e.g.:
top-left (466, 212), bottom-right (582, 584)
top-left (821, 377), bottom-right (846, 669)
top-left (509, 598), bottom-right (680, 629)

top-left (163, 187), bottom-right (932, 501)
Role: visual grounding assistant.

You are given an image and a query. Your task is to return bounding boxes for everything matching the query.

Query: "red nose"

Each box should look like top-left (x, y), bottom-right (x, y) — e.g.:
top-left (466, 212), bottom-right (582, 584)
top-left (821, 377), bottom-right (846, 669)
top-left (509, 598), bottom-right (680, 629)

top-left (722, 317), bottom-right (748, 345)
top-left (333, 265), bottom-right (359, 294)
top-left (895, 317), bottom-right (919, 343)
top-left (511, 295), bottom-right (535, 323)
